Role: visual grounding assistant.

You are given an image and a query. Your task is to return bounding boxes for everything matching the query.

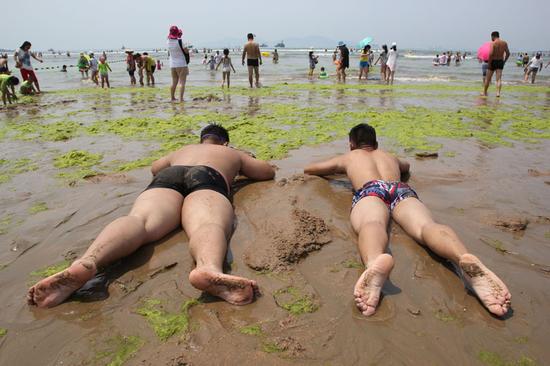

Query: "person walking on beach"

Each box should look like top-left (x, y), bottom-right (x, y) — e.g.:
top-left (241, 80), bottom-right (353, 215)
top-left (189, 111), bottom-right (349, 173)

top-left (98, 56), bottom-right (112, 89)
top-left (242, 33), bottom-right (262, 87)
top-left (88, 53), bottom-right (99, 86)
top-left (167, 25), bottom-right (190, 102)
top-left (523, 53), bottom-right (543, 84)
top-left (482, 31), bottom-right (510, 97)
top-left (386, 43), bottom-right (398, 85)
top-left (143, 52), bottom-right (156, 86)
top-left (216, 48), bottom-right (236, 88)
top-left (126, 50), bottom-right (137, 85)
top-left (77, 53), bottom-right (89, 79)
top-left (308, 51), bottom-right (319, 78)
top-left (27, 124), bottom-right (275, 309)
top-left (134, 53), bottom-right (145, 86)
top-left (374, 44), bottom-right (388, 81)
top-left (337, 41), bottom-right (349, 82)
top-left (304, 123), bottom-right (511, 318)
top-left (358, 45), bottom-right (371, 80)
top-left (14, 41), bottom-right (43, 94)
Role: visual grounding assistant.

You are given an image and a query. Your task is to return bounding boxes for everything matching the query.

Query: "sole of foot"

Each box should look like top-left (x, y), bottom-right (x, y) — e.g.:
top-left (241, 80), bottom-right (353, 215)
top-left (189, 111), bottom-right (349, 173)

top-left (27, 259), bottom-right (96, 308)
top-left (459, 253), bottom-right (511, 317)
top-left (353, 254), bottom-right (394, 317)
top-left (189, 269), bottom-right (258, 306)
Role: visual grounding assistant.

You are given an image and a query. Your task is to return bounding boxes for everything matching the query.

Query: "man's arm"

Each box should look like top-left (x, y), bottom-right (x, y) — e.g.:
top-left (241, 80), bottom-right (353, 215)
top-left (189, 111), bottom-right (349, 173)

top-left (151, 155), bottom-right (171, 176)
top-left (304, 155), bottom-right (346, 176)
top-left (397, 158), bottom-right (410, 174)
top-left (257, 45), bottom-right (262, 65)
top-left (504, 42), bottom-right (510, 63)
top-left (242, 47), bottom-right (246, 65)
top-left (239, 152), bottom-right (275, 181)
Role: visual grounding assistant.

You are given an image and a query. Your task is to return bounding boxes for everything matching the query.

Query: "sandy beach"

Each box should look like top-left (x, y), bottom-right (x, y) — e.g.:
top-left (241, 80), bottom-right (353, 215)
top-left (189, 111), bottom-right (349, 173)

top-left (0, 79), bottom-right (549, 365)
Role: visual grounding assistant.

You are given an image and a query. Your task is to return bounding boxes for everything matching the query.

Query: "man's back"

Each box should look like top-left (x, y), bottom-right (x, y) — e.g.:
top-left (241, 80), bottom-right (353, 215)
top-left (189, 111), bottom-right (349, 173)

top-left (243, 42), bottom-right (260, 59)
top-left (491, 39), bottom-right (509, 61)
top-left (343, 149), bottom-right (402, 189)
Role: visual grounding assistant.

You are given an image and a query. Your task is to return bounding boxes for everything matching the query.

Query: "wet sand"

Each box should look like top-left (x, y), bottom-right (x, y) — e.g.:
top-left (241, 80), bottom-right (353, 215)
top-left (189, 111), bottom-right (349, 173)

top-left (0, 82), bottom-right (549, 365)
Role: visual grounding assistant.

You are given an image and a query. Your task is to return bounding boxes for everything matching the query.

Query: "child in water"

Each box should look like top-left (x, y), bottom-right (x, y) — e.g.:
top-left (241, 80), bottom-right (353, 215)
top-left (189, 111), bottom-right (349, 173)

top-left (319, 67), bottom-right (328, 79)
top-left (0, 75), bottom-right (19, 105)
top-left (215, 48), bottom-right (236, 88)
top-left (61, 65), bottom-right (67, 72)
top-left (98, 56), bottom-right (112, 88)
top-left (308, 51), bottom-right (319, 77)
top-left (208, 55), bottom-right (216, 71)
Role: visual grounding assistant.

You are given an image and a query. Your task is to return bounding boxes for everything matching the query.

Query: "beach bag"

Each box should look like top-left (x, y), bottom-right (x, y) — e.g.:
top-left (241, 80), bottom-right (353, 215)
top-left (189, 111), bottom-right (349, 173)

top-left (178, 39), bottom-right (190, 64)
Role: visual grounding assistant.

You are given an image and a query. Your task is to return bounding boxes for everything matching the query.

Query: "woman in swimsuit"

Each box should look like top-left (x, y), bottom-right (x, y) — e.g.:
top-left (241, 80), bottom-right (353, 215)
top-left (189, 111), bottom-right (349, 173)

top-left (359, 45), bottom-right (371, 80)
top-left (374, 44), bottom-right (388, 82)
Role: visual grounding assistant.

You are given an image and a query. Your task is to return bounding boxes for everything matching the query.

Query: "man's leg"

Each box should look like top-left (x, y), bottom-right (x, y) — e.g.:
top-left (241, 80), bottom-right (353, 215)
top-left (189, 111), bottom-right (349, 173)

top-left (27, 188), bottom-right (183, 308)
top-left (254, 66), bottom-right (260, 87)
top-left (182, 190), bottom-right (258, 305)
top-left (392, 198), bottom-right (511, 316)
top-left (482, 69), bottom-right (494, 96)
top-left (247, 66), bottom-right (253, 87)
top-left (495, 69), bottom-right (503, 97)
top-left (349, 197), bottom-right (394, 316)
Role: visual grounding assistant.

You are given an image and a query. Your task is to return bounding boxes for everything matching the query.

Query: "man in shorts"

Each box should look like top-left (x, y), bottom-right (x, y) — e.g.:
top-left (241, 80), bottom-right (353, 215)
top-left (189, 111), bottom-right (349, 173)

top-left (28, 124), bottom-right (276, 308)
top-left (304, 123), bottom-right (511, 318)
top-left (14, 41), bottom-right (43, 94)
top-left (482, 31), bottom-right (510, 97)
top-left (242, 33), bottom-right (262, 88)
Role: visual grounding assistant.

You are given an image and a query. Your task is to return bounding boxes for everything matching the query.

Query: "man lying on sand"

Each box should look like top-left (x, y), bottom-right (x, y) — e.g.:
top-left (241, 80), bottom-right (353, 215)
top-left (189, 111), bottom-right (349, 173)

top-left (28, 124), bottom-right (275, 308)
top-left (304, 123), bottom-right (511, 317)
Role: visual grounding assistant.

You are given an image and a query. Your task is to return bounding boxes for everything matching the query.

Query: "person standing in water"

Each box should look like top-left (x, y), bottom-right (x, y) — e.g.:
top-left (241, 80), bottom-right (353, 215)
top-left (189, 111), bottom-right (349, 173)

top-left (14, 41), bottom-right (43, 94)
top-left (386, 43), bottom-right (398, 85)
top-left (134, 53), bottom-right (145, 86)
top-left (242, 33), bottom-right (262, 87)
top-left (216, 48), bottom-right (236, 88)
top-left (304, 123), bottom-right (511, 318)
top-left (98, 56), bottom-right (112, 88)
top-left (359, 45), bottom-right (372, 80)
top-left (143, 52), bottom-right (156, 86)
top-left (272, 49), bottom-right (279, 64)
top-left (0, 54), bottom-right (11, 74)
top-left (524, 53), bottom-right (543, 84)
top-left (27, 124), bottom-right (275, 309)
top-left (308, 51), bottom-right (319, 78)
top-left (337, 41), bottom-right (349, 82)
top-left (88, 53), bottom-right (99, 86)
top-left (374, 44), bottom-right (388, 81)
top-left (126, 50), bottom-right (137, 85)
top-left (482, 31), bottom-right (510, 97)
top-left (167, 25), bottom-right (190, 102)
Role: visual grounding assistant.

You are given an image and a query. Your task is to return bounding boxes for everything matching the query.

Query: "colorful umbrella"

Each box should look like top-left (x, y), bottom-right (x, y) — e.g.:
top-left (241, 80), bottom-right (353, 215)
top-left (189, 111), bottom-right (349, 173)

top-left (477, 41), bottom-right (492, 62)
top-left (358, 37), bottom-right (373, 49)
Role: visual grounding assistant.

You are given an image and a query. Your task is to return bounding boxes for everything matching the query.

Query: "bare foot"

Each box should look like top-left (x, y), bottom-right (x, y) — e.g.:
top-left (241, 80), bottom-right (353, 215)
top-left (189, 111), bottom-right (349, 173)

top-left (480, 92), bottom-right (488, 97)
top-left (459, 253), bottom-right (511, 316)
top-left (27, 259), bottom-right (96, 308)
top-left (353, 254), bottom-right (394, 316)
top-left (189, 268), bottom-right (258, 305)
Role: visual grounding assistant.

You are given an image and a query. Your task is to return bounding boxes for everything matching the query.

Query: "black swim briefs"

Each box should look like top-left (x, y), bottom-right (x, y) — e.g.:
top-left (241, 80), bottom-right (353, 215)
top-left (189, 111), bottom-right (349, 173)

top-left (247, 58), bottom-right (259, 67)
top-left (145, 165), bottom-right (229, 199)
top-left (489, 59), bottom-right (504, 70)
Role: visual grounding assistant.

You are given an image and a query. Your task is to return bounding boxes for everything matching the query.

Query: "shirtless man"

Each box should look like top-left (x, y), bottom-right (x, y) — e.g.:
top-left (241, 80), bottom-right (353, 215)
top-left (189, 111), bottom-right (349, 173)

top-left (28, 124), bottom-right (275, 308)
top-left (482, 31), bottom-right (510, 97)
top-left (304, 123), bottom-right (511, 317)
top-left (242, 33), bottom-right (262, 88)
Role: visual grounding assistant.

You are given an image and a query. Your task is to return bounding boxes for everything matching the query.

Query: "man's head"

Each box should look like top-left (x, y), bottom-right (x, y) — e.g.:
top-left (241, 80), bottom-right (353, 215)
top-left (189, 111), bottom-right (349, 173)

top-left (200, 124), bottom-right (229, 145)
top-left (491, 31), bottom-right (500, 40)
top-left (247, 33), bottom-right (254, 40)
top-left (536, 53), bottom-right (541, 59)
top-left (349, 123), bottom-right (378, 150)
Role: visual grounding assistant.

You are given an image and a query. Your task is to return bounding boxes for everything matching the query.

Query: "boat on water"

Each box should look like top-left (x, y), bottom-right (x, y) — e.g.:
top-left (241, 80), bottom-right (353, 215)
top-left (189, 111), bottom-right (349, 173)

top-left (260, 43), bottom-right (269, 47)
top-left (275, 41), bottom-right (285, 48)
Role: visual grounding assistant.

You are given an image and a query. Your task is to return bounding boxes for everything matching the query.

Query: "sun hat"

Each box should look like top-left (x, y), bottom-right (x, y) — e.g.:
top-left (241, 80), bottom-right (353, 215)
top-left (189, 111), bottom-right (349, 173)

top-left (168, 25), bottom-right (183, 39)
top-left (125, 49), bottom-right (134, 53)
top-left (338, 41), bottom-right (345, 46)
top-left (391, 42), bottom-right (397, 46)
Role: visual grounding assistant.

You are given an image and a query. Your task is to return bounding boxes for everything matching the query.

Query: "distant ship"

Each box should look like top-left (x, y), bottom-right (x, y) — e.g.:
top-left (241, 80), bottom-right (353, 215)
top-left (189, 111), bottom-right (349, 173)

top-left (260, 43), bottom-right (268, 47)
top-left (274, 41), bottom-right (285, 48)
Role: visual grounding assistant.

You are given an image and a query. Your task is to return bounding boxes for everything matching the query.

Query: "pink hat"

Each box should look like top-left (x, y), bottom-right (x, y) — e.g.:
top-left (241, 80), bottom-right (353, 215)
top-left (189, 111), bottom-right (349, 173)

top-left (168, 25), bottom-right (183, 39)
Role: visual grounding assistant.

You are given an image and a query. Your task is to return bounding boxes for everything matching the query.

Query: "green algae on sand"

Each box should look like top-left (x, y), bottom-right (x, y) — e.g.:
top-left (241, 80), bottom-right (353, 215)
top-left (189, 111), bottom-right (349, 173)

top-left (53, 150), bottom-right (103, 181)
top-left (28, 201), bottom-right (48, 214)
top-left (0, 328), bottom-right (7, 337)
top-left (239, 324), bottom-right (263, 336)
top-left (29, 260), bottom-right (71, 279)
top-left (273, 287), bottom-right (319, 315)
top-left (94, 335), bottom-right (144, 366)
top-left (136, 298), bottom-right (199, 341)
top-left (478, 350), bottom-right (537, 366)
top-left (262, 341), bottom-right (284, 353)
top-left (0, 158), bottom-right (39, 184)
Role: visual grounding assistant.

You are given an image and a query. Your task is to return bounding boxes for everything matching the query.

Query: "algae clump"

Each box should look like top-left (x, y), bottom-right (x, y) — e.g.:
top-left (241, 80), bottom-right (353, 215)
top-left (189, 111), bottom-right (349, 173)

top-left (0, 158), bottom-right (39, 184)
top-left (136, 298), bottom-right (199, 341)
top-left (478, 351), bottom-right (537, 366)
top-left (262, 341), bottom-right (284, 353)
top-left (29, 202), bottom-right (48, 214)
top-left (30, 260), bottom-right (71, 279)
top-left (0, 328), bottom-right (7, 337)
top-left (53, 150), bottom-right (103, 181)
top-left (274, 287), bottom-right (319, 315)
top-left (94, 335), bottom-right (144, 366)
top-left (239, 324), bottom-right (263, 336)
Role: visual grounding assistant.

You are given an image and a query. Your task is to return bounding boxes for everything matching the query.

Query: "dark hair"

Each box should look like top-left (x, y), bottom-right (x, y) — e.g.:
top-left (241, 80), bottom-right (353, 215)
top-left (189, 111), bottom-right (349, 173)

top-left (247, 33), bottom-right (254, 40)
top-left (200, 123), bottom-right (229, 144)
top-left (143, 52), bottom-right (149, 56)
top-left (134, 53), bottom-right (141, 59)
top-left (382, 44), bottom-right (388, 53)
top-left (223, 48), bottom-right (229, 56)
top-left (20, 41), bottom-right (31, 49)
top-left (491, 31), bottom-right (500, 38)
top-left (349, 123), bottom-right (377, 148)
top-left (8, 76), bottom-right (20, 85)
top-left (364, 45), bottom-right (371, 52)
top-left (320, 67), bottom-right (325, 71)
top-left (309, 51), bottom-right (313, 57)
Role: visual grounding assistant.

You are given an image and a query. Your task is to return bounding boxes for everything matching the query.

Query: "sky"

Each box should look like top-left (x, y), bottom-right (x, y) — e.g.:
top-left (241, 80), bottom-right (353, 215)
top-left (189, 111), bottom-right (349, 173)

top-left (1, 0), bottom-right (548, 51)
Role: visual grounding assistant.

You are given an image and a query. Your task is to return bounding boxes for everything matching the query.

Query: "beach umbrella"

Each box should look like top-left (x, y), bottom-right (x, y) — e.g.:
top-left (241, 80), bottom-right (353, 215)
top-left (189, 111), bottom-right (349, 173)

top-left (477, 41), bottom-right (492, 62)
top-left (358, 37), bottom-right (373, 49)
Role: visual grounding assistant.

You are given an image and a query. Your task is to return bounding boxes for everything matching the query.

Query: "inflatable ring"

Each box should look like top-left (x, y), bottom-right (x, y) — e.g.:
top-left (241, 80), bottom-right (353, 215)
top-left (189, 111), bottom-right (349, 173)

top-left (261, 52), bottom-right (270, 57)
top-left (319, 75), bottom-right (329, 79)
